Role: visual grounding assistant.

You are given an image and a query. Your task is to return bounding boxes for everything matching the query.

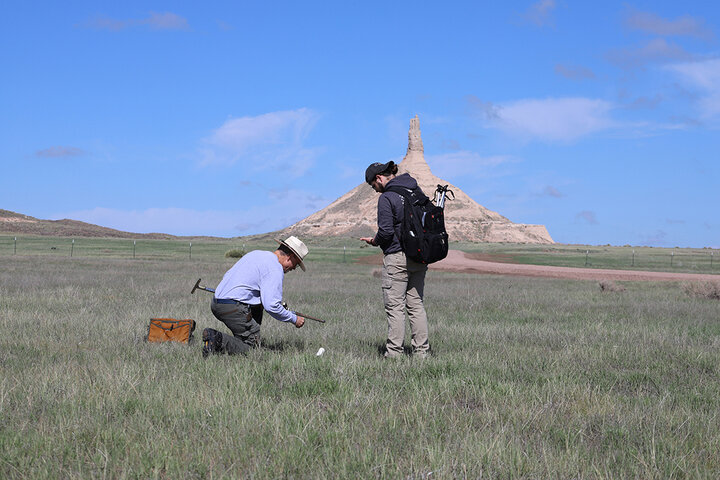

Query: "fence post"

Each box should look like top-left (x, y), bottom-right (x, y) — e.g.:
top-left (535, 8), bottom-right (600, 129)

top-left (343, 245), bottom-right (346, 263)
top-left (711, 252), bottom-right (714, 269)
top-left (133, 240), bottom-right (136, 259)
top-left (671, 251), bottom-right (674, 267)
top-left (14, 237), bottom-right (17, 255)
top-left (189, 242), bottom-right (192, 260)
top-left (71, 239), bottom-right (74, 257)
top-left (632, 249), bottom-right (635, 267)
top-left (585, 250), bottom-right (589, 267)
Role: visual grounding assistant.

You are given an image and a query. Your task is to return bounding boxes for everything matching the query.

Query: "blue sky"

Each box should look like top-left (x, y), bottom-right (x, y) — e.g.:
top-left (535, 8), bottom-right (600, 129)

top-left (1, 1), bottom-right (718, 247)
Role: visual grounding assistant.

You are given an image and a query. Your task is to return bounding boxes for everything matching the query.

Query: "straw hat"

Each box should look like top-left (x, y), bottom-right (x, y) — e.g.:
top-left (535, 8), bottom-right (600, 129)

top-left (276, 236), bottom-right (308, 271)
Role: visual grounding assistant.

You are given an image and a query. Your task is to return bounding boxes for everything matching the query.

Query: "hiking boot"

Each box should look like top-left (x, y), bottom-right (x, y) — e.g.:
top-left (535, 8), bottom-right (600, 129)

top-left (202, 328), bottom-right (223, 358)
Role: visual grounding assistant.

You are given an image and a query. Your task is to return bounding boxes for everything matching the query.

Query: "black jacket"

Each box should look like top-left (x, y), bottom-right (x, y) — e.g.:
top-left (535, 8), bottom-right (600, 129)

top-left (373, 173), bottom-right (426, 255)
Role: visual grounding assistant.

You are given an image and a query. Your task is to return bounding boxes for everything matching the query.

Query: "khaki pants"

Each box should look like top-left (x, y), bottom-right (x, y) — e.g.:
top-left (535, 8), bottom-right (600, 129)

top-left (382, 251), bottom-right (429, 357)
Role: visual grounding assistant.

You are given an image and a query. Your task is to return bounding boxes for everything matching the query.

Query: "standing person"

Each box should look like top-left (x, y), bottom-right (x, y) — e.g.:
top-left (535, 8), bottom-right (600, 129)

top-left (360, 161), bottom-right (430, 359)
top-left (202, 236), bottom-right (308, 357)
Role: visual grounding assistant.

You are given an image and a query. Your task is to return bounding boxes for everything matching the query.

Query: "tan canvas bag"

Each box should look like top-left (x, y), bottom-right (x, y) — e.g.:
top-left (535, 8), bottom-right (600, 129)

top-left (147, 318), bottom-right (196, 344)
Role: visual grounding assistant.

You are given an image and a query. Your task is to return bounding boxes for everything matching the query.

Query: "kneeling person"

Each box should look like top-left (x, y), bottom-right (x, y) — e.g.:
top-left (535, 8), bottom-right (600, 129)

top-left (202, 236), bottom-right (308, 357)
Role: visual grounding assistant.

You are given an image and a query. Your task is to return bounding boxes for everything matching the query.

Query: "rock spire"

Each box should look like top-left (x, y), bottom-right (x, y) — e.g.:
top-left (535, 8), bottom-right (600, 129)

top-left (282, 116), bottom-right (553, 244)
top-left (408, 115), bottom-right (423, 153)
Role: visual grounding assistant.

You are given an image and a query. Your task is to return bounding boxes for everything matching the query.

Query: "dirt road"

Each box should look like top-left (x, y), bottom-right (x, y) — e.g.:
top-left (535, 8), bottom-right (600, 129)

top-left (427, 250), bottom-right (720, 282)
top-left (358, 250), bottom-right (719, 282)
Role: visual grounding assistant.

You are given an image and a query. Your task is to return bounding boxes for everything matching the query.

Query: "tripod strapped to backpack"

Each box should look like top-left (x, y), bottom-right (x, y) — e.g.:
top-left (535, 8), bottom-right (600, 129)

top-left (433, 184), bottom-right (455, 209)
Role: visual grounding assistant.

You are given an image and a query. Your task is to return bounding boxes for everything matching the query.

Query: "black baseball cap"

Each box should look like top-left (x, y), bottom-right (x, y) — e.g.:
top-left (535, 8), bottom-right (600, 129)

top-left (365, 161), bottom-right (395, 184)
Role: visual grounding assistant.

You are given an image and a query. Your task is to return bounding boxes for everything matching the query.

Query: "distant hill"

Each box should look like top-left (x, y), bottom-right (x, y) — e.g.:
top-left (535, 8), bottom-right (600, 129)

top-left (0, 209), bottom-right (219, 240)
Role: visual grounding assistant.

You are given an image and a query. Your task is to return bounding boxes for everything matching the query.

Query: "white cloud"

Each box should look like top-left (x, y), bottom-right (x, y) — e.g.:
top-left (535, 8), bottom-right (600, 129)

top-left (626, 94), bottom-right (663, 110)
top-left (606, 38), bottom-right (693, 69)
top-left (540, 186), bottom-right (563, 198)
top-left (668, 58), bottom-right (720, 90)
top-left (554, 64), bottom-right (595, 80)
top-left (624, 9), bottom-right (713, 40)
top-left (54, 207), bottom-right (229, 236)
top-left (523, 0), bottom-right (556, 27)
top-left (81, 12), bottom-right (189, 31)
top-left (667, 59), bottom-right (720, 118)
top-left (425, 152), bottom-right (520, 201)
top-left (81, 16), bottom-right (126, 31)
top-left (57, 189), bottom-right (333, 237)
top-left (427, 151), bottom-right (518, 179)
top-left (576, 211), bottom-right (598, 224)
top-left (144, 12), bottom-right (189, 30)
top-left (36, 146), bottom-right (86, 158)
top-left (200, 108), bottom-right (320, 176)
top-left (484, 97), bottom-right (615, 142)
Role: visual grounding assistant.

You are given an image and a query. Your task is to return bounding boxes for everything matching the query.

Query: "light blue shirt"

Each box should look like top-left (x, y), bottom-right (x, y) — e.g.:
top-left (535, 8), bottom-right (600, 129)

top-left (214, 250), bottom-right (297, 324)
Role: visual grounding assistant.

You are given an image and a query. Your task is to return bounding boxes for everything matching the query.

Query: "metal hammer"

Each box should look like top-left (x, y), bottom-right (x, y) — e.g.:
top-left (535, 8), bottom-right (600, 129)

top-left (191, 278), bottom-right (215, 294)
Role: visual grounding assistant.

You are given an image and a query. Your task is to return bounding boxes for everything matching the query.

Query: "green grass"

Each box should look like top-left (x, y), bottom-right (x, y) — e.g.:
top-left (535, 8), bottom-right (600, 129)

top-left (0, 235), bottom-right (378, 264)
top-left (1, 240), bottom-right (720, 478)
top-left (456, 242), bottom-right (720, 274)
top-left (3, 235), bottom-right (718, 275)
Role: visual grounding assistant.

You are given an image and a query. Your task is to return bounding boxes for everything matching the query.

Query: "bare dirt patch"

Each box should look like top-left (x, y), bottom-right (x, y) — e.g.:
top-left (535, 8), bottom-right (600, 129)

top-left (0, 217), bottom-right (36, 224)
top-left (358, 249), bottom-right (720, 283)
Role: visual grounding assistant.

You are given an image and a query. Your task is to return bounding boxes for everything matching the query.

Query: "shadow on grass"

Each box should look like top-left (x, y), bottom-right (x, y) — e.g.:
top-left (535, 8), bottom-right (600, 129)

top-left (261, 338), bottom-right (307, 352)
top-left (358, 338), bottom-right (419, 358)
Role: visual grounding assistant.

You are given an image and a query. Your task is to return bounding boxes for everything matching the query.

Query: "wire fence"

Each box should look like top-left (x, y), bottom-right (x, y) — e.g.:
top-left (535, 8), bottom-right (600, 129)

top-left (0, 236), bottom-right (371, 264)
top-left (577, 247), bottom-right (717, 272)
top-left (0, 236), bottom-right (213, 259)
top-left (499, 246), bottom-right (719, 274)
top-left (1, 236), bottom-right (718, 274)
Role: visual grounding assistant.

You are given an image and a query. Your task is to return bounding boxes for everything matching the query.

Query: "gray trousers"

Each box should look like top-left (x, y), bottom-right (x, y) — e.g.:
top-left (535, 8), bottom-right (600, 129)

top-left (382, 251), bottom-right (430, 357)
top-left (210, 298), bottom-right (263, 355)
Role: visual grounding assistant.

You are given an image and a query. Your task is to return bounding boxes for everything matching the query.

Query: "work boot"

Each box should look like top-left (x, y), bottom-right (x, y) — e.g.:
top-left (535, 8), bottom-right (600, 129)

top-left (202, 328), bottom-right (223, 358)
top-left (412, 346), bottom-right (431, 359)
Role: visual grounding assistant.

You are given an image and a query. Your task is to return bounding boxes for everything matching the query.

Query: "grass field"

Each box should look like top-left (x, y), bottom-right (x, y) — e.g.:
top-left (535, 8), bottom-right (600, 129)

top-left (2, 235), bottom-right (718, 274)
top-left (1, 238), bottom-right (719, 478)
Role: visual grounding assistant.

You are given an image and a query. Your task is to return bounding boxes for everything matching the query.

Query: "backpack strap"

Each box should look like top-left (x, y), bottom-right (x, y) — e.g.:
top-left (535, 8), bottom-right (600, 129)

top-left (385, 185), bottom-right (428, 205)
top-left (385, 185), bottom-right (408, 205)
